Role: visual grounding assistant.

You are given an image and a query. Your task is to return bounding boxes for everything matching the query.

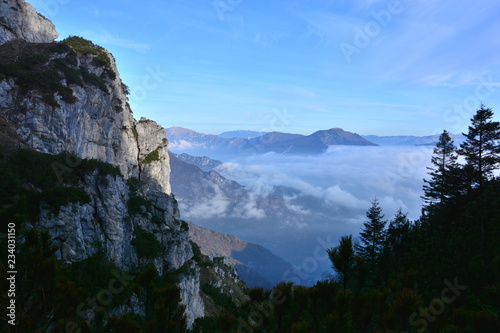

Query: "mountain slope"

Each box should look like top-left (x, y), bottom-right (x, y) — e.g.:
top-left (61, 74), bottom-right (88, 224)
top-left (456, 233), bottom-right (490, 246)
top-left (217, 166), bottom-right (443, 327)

top-left (189, 222), bottom-right (295, 288)
top-left (169, 151), bottom-right (302, 222)
top-left (173, 152), bottom-right (223, 171)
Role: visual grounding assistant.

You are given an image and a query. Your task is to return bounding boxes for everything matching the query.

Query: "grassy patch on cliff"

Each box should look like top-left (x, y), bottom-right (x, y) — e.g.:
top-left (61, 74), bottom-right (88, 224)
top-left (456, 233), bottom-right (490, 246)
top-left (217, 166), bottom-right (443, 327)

top-left (0, 38), bottom-right (115, 107)
top-left (142, 149), bottom-right (160, 164)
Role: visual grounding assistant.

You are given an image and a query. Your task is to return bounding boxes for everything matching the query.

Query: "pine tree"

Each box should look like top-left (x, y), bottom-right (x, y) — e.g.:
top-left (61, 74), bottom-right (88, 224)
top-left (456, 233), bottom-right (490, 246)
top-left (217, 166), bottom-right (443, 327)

top-left (355, 199), bottom-right (386, 268)
top-left (458, 104), bottom-right (500, 189)
top-left (327, 235), bottom-right (355, 290)
top-left (422, 130), bottom-right (460, 205)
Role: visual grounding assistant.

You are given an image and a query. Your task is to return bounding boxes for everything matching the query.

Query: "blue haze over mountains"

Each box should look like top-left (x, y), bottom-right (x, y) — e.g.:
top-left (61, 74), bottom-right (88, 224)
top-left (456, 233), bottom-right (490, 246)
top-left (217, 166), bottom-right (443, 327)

top-left (167, 127), bottom-right (453, 284)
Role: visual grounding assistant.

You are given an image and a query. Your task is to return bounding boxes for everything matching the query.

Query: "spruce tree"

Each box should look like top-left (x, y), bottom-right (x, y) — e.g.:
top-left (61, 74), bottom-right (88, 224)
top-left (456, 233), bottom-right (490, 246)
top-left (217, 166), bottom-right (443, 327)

top-left (458, 104), bottom-right (500, 189)
top-left (327, 235), bottom-right (355, 290)
top-left (422, 130), bottom-right (460, 205)
top-left (355, 199), bottom-right (386, 268)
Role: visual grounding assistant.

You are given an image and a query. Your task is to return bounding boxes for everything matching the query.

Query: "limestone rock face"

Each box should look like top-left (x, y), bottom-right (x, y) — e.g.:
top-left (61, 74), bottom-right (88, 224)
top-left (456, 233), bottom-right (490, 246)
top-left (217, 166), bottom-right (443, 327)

top-left (0, 46), bottom-right (171, 194)
top-left (0, 0), bottom-right (58, 45)
top-left (37, 171), bottom-right (188, 272)
top-left (35, 170), bottom-right (203, 328)
top-left (136, 118), bottom-right (172, 194)
top-left (179, 264), bottom-right (205, 327)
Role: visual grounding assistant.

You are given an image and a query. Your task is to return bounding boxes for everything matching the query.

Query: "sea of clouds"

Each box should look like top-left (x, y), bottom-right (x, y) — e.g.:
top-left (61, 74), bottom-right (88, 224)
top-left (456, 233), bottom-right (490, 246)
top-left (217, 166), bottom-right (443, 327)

top-left (210, 145), bottom-right (434, 282)
top-left (216, 145), bottom-right (434, 221)
top-left (175, 144), bottom-right (435, 283)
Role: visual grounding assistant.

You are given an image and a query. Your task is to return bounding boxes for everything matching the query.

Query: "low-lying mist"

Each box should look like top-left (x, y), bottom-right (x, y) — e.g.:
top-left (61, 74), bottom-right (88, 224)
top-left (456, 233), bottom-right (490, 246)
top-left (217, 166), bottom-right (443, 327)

top-left (178, 145), bottom-right (434, 284)
top-left (217, 146), bottom-right (433, 220)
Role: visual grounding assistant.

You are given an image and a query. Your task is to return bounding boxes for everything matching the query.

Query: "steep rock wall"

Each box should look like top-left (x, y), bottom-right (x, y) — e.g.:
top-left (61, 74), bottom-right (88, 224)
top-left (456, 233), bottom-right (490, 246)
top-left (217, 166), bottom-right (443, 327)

top-left (0, 0), bottom-right (58, 44)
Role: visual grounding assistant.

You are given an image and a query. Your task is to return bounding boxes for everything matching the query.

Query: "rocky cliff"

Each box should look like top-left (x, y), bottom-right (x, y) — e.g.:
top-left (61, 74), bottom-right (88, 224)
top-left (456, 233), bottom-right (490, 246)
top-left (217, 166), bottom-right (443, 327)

top-left (0, 0), bottom-right (58, 44)
top-left (0, 0), bottom-right (234, 329)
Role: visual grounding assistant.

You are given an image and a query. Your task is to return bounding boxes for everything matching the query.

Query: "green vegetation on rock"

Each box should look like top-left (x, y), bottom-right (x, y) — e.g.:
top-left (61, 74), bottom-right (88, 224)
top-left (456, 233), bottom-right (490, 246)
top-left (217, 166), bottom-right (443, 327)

top-left (132, 226), bottom-right (162, 259)
top-left (143, 149), bottom-right (160, 164)
top-left (0, 38), bottom-right (117, 107)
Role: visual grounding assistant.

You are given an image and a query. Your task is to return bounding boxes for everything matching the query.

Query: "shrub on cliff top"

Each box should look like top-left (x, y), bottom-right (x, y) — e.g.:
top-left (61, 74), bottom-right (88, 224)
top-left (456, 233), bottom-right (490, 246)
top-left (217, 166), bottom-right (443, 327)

top-left (62, 36), bottom-right (106, 57)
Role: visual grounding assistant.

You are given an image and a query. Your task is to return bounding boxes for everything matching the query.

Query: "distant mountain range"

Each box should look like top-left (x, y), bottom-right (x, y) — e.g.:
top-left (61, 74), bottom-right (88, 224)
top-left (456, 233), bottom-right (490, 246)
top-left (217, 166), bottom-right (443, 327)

top-left (189, 223), bottom-right (294, 288)
top-left (363, 133), bottom-right (466, 146)
top-left (219, 130), bottom-right (268, 139)
top-left (166, 127), bottom-right (466, 156)
top-left (166, 127), bottom-right (376, 156)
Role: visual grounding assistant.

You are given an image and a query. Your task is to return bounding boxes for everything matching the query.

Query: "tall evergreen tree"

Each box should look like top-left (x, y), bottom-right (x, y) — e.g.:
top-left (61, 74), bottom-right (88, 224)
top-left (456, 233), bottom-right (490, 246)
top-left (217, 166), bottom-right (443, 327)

top-left (458, 104), bottom-right (500, 189)
top-left (422, 130), bottom-right (460, 205)
top-left (327, 235), bottom-right (355, 290)
top-left (355, 199), bottom-right (386, 268)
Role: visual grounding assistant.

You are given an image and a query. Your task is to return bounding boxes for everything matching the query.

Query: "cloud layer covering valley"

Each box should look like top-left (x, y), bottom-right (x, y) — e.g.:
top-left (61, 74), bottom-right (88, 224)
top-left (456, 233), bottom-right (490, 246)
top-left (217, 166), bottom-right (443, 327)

top-left (216, 145), bottom-right (433, 222)
top-left (172, 145), bottom-right (434, 284)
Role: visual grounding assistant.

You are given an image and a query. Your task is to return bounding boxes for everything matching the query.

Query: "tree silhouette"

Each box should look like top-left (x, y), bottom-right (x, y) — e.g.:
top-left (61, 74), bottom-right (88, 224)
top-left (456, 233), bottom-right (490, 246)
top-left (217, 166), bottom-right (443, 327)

top-left (327, 235), bottom-right (355, 290)
top-left (355, 199), bottom-right (386, 269)
top-left (422, 130), bottom-right (460, 205)
top-left (458, 104), bottom-right (500, 189)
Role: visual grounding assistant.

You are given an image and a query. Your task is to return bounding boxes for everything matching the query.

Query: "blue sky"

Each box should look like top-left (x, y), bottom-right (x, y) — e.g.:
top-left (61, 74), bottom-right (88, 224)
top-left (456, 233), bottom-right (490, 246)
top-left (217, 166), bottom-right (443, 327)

top-left (29, 0), bottom-right (500, 136)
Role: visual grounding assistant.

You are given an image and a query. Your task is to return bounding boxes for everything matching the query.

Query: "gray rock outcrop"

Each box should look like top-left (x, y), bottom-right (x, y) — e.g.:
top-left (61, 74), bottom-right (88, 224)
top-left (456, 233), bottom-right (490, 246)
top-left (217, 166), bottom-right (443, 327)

top-left (0, 48), bottom-right (171, 194)
top-left (0, 0), bottom-right (58, 44)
